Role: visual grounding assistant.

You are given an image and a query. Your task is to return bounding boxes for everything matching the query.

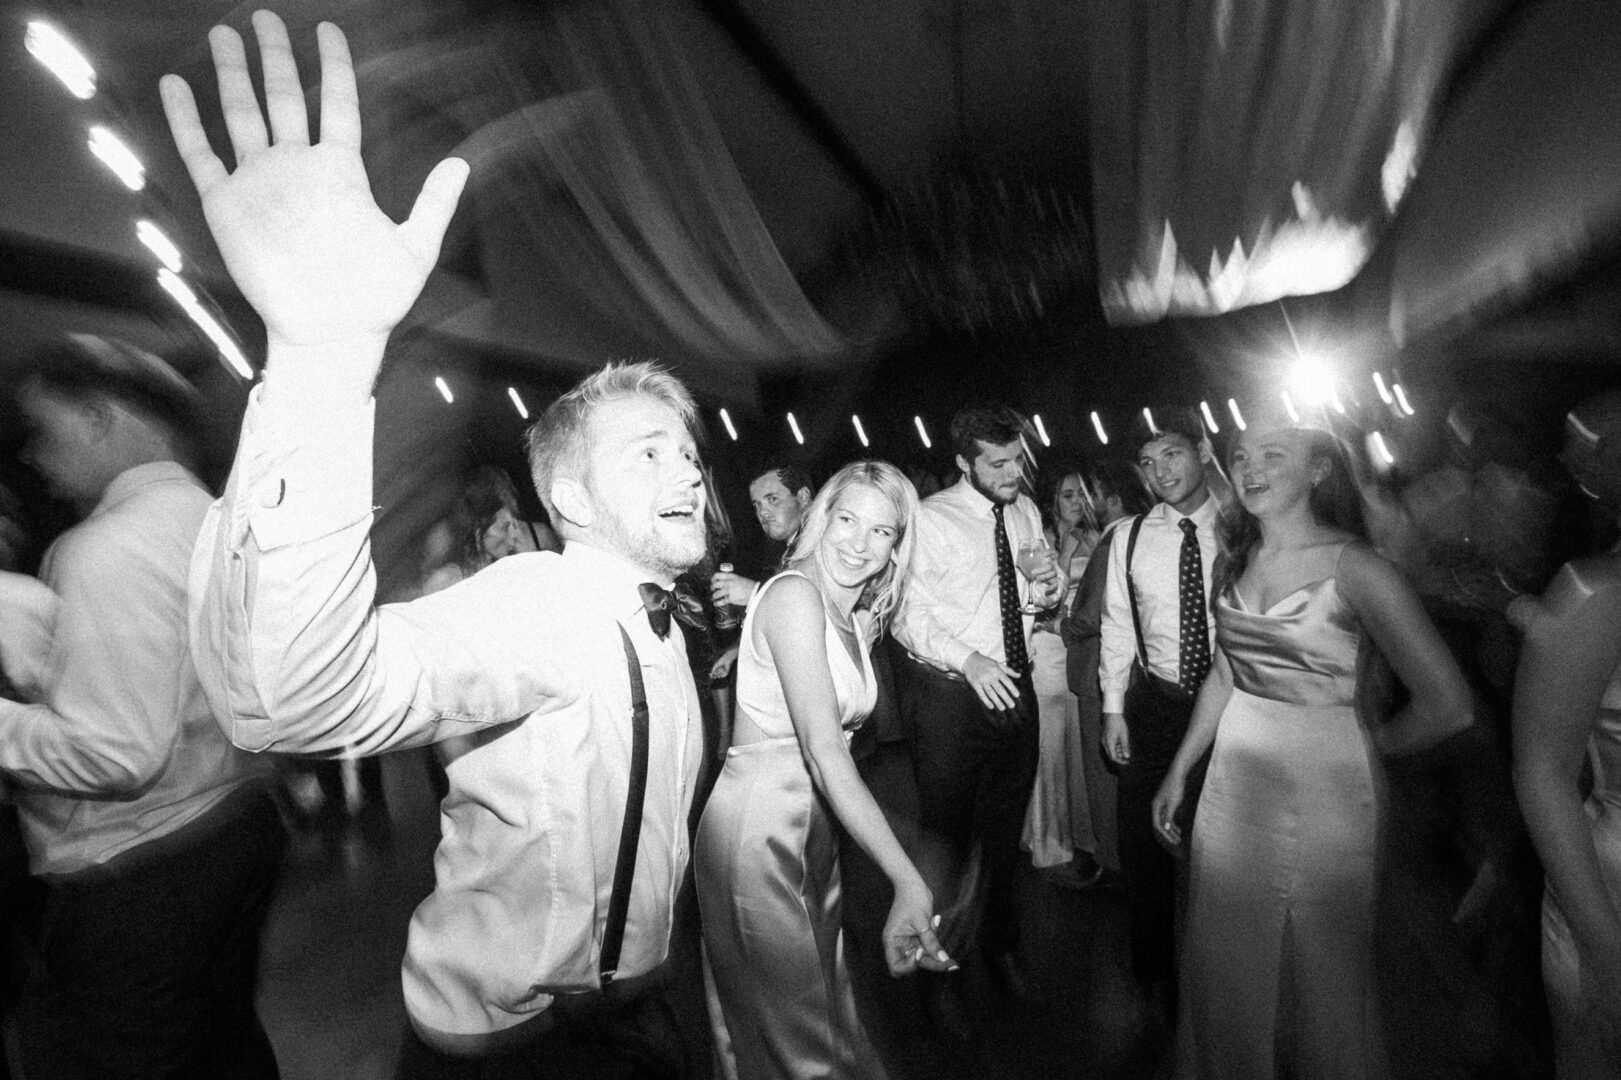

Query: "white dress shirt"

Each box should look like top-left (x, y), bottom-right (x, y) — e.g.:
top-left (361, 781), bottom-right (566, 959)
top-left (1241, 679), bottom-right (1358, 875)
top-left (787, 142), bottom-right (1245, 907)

top-left (0, 462), bottom-right (265, 875)
top-left (1099, 493), bottom-right (1221, 713)
top-left (188, 389), bottom-right (704, 1043)
top-left (893, 476), bottom-right (1046, 672)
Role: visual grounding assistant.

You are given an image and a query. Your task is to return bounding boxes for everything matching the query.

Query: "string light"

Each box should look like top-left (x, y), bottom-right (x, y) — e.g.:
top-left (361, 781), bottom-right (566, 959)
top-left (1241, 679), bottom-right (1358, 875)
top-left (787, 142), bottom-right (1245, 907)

top-left (1391, 383), bottom-right (1416, 417)
top-left (1281, 391), bottom-right (1300, 424)
top-left (1032, 414), bottom-right (1051, 447)
top-left (913, 415), bottom-right (932, 450)
top-left (1371, 372), bottom-right (1393, 405)
top-left (1199, 400), bottom-right (1220, 434)
top-left (786, 412), bottom-right (804, 446)
top-left (434, 376), bottom-right (454, 404)
top-left (851, 414), bottom-right (869, 448)
top-left (136, 221), bottom-right (182, 273)
top-left (507, 387), bottom-right (528, 419)
top-left (1369, 431), bottom-right (1395, 468)
top-left (1228, 398), bottom-right (1246, 431)
top-left (26, 21), bottom-right (95, 99)
top-left (88, 126), bottom-right (144, 191)
top-left (718, 408), bottom-right (738, 441)
top-left (1090, 411), bottom-right (1108, 445)
top-left (1142, 406), bottom-right (1158, 436)
top-left (155, 269), bottom-right (251, 379)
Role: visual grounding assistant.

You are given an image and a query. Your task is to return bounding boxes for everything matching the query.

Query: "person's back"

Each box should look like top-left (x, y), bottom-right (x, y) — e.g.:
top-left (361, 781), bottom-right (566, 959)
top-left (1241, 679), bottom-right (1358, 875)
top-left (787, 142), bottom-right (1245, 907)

top-left (5, 334), bottom-right (281, 1079)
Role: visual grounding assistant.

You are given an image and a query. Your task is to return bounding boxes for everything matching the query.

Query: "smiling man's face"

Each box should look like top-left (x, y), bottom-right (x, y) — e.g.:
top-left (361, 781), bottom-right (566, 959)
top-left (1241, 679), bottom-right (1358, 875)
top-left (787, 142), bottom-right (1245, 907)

top-left (578, 394), bottom-right (707, 580)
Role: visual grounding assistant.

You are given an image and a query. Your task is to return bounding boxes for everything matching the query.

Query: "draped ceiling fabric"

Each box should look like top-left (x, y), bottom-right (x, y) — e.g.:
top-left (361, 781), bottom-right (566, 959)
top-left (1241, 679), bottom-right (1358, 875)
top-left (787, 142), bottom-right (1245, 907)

top-left (356, 0), bottom-right (845, 392)
top-left (1084, 0), bottom-right (1497, 326)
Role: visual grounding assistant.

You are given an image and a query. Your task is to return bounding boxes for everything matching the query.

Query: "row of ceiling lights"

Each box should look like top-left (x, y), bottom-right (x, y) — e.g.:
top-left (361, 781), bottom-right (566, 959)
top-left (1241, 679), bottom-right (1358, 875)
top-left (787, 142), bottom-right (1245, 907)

top-left (25, 19), bottom-right (254, 380)
top-left (429, 360), bottom-right (1418, 471)
top-left (24, 18), bottom-right (1423, 473)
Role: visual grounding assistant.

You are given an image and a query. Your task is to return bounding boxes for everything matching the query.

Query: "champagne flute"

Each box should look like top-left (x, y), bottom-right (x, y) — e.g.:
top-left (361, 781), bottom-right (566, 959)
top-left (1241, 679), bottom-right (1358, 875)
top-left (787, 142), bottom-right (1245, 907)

top-left (1015, 537), bottom-right (1056, 614)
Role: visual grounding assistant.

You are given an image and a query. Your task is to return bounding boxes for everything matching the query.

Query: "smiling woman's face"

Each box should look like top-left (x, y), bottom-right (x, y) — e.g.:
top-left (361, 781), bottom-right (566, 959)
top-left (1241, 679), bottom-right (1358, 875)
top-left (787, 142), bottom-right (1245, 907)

top-left (1230, 423), bottom-right (1323, 519)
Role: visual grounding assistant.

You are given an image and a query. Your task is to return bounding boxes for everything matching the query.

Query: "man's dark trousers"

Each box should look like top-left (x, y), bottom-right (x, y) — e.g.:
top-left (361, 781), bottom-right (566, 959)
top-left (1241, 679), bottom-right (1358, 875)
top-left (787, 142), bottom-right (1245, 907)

top-left (1116, 673), bottom-right (1206, 990)
top-left (899, 657), bottom-right (1039, 963)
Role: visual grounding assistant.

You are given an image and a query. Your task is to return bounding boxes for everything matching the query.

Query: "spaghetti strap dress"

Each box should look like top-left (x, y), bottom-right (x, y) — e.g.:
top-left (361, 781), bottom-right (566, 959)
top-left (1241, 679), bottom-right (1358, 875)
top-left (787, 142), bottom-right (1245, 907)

top-left (695, 571), bottom-right (883, 1080)
top-left (1180, 550), bottom-right (1389, 1079)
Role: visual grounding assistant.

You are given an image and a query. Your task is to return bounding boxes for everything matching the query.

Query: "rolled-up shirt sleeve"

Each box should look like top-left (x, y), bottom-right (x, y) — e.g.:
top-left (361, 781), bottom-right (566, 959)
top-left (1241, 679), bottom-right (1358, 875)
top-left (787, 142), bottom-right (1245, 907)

top-left (892, 510), bottom-right (977, 674)
top-left (190, 387), bottom-right (579, 756)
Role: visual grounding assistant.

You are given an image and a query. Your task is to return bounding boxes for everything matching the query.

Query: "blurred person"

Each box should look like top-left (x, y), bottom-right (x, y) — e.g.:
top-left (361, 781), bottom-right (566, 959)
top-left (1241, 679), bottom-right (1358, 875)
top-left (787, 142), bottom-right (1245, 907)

top-left (1513, 390), bottom-right (1621, 1080)
top-left (707, 463), bottom-right (814, 615)
top-left (1021, 468), bottom-right (1105, 886)
top-left (696, 461), bottom-right (950, 1079)
top-left (417, 466), bottom-right (532, 809)
top-left (421, 465), bottom-right (527, 594)
top-left (1097, 409), bottom-right (1221, 1017)
top-left (6, 334), bottom-right (281, 1079)
top-left (891, 404), bottom-right (1062, 1032)
top-left (1151, 414), bottom-right (1472, 1079)
top-left (162, 16), bottom-right (757, 1072)
top-left (1060, 457), bottom-right (1153, 876)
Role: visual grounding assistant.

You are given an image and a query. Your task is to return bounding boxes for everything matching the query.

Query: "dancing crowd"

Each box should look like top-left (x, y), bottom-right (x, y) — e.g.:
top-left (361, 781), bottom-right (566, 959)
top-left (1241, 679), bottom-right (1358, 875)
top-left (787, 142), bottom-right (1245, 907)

top-left (0, 12), bottom-right (1618, 1080)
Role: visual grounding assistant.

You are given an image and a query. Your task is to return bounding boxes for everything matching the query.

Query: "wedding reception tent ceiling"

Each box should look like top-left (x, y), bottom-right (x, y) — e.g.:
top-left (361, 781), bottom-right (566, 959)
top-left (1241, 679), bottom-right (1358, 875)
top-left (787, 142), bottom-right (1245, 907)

top-left (2, 0), bottom-right (1619, 453)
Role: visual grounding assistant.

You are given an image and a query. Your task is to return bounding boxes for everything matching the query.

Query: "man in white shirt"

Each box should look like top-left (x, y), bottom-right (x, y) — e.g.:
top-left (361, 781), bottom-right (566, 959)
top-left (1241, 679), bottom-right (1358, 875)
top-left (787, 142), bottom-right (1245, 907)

top-left (6, 335), bottom-right (281, 1079)
top-left (164, 15), bottom-right (709, 1075)
top-left (892, 404), bottom-right (1061, 1021)
top-left (1098, 409), bottom-right (1221, 1016)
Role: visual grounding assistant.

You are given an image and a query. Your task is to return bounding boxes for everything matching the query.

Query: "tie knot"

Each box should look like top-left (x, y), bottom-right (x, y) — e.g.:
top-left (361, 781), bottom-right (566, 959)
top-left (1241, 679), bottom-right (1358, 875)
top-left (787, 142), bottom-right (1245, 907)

top-left (1180, 517), bottom-right (1197, 536)
top-left (993, 503), bottom-right (1006, 522)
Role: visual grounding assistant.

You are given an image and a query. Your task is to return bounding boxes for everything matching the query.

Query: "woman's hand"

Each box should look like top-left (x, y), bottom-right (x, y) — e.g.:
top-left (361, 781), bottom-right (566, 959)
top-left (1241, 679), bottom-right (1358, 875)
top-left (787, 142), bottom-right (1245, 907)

top-left (883, 878), bottom-right (954, 976)
top-left (1150, 774), bottom-right (1185, 851)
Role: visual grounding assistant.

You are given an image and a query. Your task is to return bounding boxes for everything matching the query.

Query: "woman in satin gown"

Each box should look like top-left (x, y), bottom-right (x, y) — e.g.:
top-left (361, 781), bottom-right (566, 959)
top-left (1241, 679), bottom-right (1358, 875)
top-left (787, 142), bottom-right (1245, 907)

top-left (1514, 391), bottom-right (1621, 1079)
top-left (1151, 416), bottom-right (1473, 1079)
top-left (696, 461), bottom-right (952, 1080)
top-left (1023, 470), bottom-right (1102, 878)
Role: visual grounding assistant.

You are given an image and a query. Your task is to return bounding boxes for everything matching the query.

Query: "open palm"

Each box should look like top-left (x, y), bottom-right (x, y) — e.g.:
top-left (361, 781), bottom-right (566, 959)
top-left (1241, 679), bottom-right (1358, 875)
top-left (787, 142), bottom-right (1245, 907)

top-left (160, 13), bottom-right (466, 356)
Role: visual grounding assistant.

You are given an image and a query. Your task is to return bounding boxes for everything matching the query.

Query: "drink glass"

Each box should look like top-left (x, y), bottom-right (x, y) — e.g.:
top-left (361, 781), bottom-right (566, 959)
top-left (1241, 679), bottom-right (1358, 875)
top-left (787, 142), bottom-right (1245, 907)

top-left (1015, 538), bottom-right (1056, 613)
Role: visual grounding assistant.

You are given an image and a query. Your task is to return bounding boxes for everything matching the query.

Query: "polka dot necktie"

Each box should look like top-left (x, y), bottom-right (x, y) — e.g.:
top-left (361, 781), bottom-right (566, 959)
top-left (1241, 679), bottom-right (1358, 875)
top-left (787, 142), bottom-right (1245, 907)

top-left (994, 504), bottom-right (1030, 674)
top-left (1178, 517), bottom-right (1211, 694)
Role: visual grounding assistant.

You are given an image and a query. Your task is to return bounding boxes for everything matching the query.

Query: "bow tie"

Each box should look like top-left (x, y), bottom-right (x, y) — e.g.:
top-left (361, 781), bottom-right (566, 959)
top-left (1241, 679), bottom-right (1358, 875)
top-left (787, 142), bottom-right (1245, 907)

top-left (638, 582), bottom-right (706, 640)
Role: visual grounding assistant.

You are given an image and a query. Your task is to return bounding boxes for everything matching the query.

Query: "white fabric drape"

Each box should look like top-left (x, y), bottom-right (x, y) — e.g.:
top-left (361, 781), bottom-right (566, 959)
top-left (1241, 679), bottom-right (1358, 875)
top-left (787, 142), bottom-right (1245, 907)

top-left (1084, 0), bottom-right (1497, 325)
top-left (355, 0), bottom-right (844, 384)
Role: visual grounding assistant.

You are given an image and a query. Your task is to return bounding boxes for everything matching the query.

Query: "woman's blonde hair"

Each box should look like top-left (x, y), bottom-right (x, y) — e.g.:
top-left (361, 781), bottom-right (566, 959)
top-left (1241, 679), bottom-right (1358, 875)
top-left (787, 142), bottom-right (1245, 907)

top-left (786, 460), bottom-right (920, 635)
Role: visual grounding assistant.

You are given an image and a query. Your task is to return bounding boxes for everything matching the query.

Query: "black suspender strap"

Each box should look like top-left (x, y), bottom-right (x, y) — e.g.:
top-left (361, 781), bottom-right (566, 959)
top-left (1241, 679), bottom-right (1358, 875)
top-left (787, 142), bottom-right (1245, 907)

top-left (600, 625), bottom-right (651, 987)
top-left (1123, 514), bottom-right (1149, 670)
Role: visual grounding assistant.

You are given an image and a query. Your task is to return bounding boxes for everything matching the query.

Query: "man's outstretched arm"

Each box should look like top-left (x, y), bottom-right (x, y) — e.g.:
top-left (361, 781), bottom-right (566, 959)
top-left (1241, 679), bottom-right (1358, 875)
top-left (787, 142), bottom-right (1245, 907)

top-left (165, 14), bottom-right (574, 755)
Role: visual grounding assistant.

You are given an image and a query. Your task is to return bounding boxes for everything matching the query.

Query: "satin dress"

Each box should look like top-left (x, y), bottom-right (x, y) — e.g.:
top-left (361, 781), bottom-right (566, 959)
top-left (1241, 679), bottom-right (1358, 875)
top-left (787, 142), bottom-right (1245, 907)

top-left (1023, 547), bottom-right (1097, 868)
top-left (1180, 567), bottom-right (1388, 1079)
top-left (695, 571), bottom-right (883, 1080)
top-left (1541, 662), bottom-right (1621, 1078)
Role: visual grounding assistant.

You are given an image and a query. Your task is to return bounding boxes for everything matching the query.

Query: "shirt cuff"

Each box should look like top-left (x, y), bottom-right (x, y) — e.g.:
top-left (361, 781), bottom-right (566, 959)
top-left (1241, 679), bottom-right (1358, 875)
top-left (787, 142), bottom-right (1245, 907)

top-left (941, 641), bottom-right (975, 674)
top-left (241, 385), bottom-right (377, 552)
top-left (1102, 690), bottom-right (1125, 714)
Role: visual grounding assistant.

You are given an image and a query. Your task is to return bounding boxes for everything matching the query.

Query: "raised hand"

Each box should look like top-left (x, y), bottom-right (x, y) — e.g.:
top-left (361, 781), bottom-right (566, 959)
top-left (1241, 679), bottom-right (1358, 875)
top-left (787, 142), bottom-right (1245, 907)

top-left (159, 12), bottom-right (468, 372)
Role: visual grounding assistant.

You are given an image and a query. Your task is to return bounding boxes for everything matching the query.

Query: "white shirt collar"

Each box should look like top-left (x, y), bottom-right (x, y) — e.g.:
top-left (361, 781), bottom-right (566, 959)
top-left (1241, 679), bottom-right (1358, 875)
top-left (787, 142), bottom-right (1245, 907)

top-left (559, 542), bottom-right (676, 624)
